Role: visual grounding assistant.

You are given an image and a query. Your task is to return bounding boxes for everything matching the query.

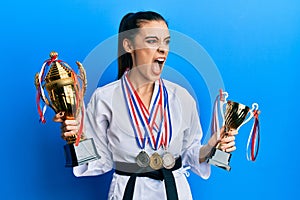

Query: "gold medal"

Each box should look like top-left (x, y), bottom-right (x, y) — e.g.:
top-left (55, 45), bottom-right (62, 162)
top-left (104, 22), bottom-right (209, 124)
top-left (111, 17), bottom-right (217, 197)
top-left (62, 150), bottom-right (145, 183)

top-left (136, 151), bottom-right (150, 168)
top-left (162, 152), bottom-right (175, 169)
top-left (149, 152), bottom-right (163, 170)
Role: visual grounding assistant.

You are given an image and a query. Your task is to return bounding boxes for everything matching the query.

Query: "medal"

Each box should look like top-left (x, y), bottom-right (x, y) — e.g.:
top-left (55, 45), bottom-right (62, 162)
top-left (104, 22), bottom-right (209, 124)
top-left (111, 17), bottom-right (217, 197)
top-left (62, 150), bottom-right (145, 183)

top-left (149, 152), bottom-right (163, 170)
top-left (136, 151), bottom-right (150, 167)
top-left (162, 152), bottom-right (175, 169)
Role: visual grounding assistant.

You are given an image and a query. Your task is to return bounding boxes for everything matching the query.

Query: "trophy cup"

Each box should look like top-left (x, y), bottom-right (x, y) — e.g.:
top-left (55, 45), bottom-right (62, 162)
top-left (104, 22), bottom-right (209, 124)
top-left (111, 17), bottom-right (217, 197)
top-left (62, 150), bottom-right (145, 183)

top-left (207, 90), bottom-right (260, 171)
top-left (34, 51), bottom-right (100, 167)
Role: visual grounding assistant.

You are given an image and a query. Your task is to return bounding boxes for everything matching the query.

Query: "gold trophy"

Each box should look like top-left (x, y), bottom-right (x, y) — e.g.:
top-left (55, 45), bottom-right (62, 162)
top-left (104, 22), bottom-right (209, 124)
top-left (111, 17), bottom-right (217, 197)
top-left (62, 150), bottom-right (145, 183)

top-left (207, 90), bottom-right (260, 171)
top-left (34, 51), bottom-right (100, 167)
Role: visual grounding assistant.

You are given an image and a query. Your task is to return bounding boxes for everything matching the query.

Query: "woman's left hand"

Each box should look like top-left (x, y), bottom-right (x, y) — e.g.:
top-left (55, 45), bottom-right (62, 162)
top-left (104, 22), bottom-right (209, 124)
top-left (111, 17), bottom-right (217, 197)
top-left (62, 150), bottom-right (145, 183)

top-left (219, 128), bottom-right (238, 153)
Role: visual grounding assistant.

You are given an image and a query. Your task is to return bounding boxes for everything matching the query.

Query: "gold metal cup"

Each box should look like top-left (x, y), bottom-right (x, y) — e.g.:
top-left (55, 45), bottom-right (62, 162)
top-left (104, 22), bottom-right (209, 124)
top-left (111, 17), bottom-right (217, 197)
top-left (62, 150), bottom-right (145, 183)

top-left (224, 101), bottom-right (250, 131)
top-left (35, 52), bottom-right (100, 167)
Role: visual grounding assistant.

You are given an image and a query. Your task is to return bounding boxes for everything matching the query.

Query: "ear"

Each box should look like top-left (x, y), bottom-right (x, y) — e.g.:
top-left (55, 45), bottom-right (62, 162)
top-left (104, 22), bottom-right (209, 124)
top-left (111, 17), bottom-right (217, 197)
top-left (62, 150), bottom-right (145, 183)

top-left (123, 38), bottom-right (133, 53)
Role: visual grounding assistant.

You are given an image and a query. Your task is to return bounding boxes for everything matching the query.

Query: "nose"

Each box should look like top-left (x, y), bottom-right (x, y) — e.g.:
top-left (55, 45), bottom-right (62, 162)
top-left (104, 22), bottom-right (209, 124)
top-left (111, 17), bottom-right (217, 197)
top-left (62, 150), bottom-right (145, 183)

top-left (157, 43), bottom-right (169, 54)
top-left (158, 46), bottom-right (165, 53)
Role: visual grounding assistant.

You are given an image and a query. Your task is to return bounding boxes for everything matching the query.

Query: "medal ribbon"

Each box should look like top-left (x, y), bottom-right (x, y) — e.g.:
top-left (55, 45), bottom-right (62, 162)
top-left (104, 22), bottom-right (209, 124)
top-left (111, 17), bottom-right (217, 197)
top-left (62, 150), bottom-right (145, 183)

top-left (246, 109), bottom-right (260, 161)
top-left (121, 74), bottom-right (148, 149)
top-left (161, 80), bottom-right (172, 150)
top-left (149, 81), bottom-right (163, 132)
top-left (123, 73), bottom-right (162, 149)
top-left (122, 72), bottom-right (172, 150)
top-left (131, 79), bottom-right (163, 149)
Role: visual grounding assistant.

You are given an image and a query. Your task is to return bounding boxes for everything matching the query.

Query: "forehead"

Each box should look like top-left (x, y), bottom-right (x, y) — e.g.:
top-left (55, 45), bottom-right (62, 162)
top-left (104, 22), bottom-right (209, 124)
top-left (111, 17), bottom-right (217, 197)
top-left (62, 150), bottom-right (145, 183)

top-left (137, 20), bottom-right (170, 38)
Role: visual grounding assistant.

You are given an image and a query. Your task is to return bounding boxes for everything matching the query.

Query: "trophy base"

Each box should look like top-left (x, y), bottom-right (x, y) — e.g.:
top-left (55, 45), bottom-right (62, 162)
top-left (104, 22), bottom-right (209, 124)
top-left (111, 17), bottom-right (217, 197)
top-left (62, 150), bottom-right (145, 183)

top-left (64, 138), bottom-right (100, 167)
top-left (207, 147), bottom-right (232, 171)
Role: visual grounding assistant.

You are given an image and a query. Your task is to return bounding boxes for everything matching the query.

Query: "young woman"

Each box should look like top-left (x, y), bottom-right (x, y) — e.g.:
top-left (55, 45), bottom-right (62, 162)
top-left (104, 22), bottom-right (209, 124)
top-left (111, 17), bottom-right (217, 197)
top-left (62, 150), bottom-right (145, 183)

top-left (59, 11), bottom-right (237, 200)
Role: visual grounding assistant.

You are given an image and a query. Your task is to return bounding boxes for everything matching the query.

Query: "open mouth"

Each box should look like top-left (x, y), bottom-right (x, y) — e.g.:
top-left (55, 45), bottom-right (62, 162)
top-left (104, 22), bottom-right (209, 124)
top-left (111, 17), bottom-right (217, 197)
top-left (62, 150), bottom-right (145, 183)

top-left (155, 57), bottom-right (165, 67)
top-left (152, 57), bottom-right (165, 75)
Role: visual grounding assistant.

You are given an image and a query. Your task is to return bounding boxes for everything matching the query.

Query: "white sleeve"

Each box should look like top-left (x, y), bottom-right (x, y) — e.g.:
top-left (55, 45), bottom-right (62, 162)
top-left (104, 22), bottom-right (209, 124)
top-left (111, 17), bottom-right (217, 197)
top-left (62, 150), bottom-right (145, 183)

top-left (73, 90), bottom-right (113, 177)
top-left (181, 100), bottom-right (211, 179)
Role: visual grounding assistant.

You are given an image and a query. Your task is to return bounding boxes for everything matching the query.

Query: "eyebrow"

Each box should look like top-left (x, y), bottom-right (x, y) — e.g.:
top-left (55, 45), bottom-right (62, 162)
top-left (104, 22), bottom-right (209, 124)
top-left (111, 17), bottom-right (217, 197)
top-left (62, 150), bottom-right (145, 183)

top-left (145, 36), bottom-right (171, 40)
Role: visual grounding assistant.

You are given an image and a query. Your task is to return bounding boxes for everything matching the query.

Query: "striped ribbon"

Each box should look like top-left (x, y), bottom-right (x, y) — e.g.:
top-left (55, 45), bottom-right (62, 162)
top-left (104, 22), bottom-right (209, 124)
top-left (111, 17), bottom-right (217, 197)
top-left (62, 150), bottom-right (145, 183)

top-left (161, 81), bottom-right (172, 149)
top-left (121, 72), bottom-right (172, 150)
top-left (246, 109), bottom-right (260, 161)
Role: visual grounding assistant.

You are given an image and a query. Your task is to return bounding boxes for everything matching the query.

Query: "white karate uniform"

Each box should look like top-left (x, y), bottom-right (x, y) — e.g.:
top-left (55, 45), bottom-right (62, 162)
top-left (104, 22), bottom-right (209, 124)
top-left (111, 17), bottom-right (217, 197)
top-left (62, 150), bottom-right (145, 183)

top-left (73, 79), bottom-right (211, 200)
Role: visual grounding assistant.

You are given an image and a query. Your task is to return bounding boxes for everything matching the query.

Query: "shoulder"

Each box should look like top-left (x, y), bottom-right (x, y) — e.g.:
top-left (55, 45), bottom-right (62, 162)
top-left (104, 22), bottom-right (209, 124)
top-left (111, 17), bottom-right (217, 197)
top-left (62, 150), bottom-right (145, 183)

top-left (92, 80), bottom-right (120, 97)
top-left (162, 79), bottom-right (195, 104)
top-left (89, 79), bottom-right (121, 104)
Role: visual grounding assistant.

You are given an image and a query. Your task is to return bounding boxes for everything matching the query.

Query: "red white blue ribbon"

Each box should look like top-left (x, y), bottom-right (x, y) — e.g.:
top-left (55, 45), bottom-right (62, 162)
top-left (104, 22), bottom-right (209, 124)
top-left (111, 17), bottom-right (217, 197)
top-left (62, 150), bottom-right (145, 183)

top-left (121, 71), bottom-right (172, 150)
top-left (161, 82), bottom-right (172, 150)
top-left (246, 108), bottom-right (260, 161)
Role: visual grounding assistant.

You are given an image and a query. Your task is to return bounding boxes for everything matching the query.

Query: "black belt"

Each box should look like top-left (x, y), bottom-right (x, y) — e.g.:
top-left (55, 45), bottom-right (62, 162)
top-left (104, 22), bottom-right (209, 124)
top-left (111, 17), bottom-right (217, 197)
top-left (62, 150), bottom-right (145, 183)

top-left (115, 156), bottom-right (182, 200)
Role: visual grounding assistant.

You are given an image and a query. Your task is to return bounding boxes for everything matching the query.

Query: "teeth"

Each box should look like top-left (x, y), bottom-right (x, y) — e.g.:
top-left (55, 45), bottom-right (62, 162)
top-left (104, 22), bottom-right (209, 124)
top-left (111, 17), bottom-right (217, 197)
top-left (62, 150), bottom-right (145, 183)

top-left (156, 58), bottom-right (165, 62)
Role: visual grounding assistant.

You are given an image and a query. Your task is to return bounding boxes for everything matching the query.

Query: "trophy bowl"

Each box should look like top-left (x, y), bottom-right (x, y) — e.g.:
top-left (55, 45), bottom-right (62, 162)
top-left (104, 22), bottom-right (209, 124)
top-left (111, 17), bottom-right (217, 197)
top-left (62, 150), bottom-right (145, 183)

top-left (224, 101), bottom-right (250, 131)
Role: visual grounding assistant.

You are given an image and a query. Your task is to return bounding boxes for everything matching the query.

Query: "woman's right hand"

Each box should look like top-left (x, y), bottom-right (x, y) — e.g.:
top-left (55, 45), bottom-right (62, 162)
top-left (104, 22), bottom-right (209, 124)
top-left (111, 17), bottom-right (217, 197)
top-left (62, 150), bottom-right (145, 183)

top-left (53, 112), bottom-right (80, 140)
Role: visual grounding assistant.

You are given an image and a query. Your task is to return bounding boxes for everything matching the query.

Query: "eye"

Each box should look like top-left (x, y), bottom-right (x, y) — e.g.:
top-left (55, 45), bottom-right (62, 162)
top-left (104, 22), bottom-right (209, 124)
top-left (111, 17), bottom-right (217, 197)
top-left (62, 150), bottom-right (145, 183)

top-left (146, 39), bottom-right (158, 44)
top-left (164, 39), bottom-right (170, 45)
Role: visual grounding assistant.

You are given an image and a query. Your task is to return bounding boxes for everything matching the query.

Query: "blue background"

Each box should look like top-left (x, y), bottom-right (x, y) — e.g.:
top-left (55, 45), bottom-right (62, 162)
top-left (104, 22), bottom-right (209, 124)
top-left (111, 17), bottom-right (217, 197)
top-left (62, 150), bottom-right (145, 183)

top-left (1, 0), bottom-right (299, 199)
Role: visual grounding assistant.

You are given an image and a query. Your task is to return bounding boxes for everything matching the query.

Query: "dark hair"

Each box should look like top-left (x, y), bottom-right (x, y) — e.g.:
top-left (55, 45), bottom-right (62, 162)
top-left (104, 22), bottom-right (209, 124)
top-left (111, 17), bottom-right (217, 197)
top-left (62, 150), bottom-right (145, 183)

top-left (117, 11), bottom-right (168, 79)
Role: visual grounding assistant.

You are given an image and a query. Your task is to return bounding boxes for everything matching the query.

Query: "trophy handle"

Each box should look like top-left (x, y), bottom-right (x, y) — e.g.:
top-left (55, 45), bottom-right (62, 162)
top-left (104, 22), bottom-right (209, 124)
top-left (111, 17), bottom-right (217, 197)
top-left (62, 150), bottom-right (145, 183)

top-left (76, 61), bottom-right (87, 97)
top-left (238, 103), bottom-right (259, 130)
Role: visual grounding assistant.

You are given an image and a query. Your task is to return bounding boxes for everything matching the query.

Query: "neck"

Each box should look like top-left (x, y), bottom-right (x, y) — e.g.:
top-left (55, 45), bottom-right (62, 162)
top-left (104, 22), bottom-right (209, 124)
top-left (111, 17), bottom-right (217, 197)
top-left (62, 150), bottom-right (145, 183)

top-left (136, 82), bottom-right (154, 96)
top-left (127, 71), bottom-right (155, 109)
